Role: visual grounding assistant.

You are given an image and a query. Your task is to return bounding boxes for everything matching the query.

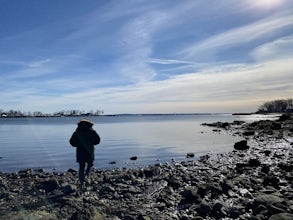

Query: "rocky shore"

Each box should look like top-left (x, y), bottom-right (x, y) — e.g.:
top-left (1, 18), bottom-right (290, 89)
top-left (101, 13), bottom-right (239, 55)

top-left (0, 114), bottom-right (292, 220)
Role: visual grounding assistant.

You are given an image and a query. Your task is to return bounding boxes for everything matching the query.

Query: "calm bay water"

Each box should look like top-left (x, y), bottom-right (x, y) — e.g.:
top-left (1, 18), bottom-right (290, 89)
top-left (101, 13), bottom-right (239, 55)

top-left (0, 114), bottom-right (274, 172)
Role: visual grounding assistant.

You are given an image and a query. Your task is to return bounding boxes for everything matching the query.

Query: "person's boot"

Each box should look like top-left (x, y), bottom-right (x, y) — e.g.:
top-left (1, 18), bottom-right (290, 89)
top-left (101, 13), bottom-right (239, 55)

top-left (79, 170), bottom-right (85, 190)
top-left (79, 180), bottom-right (84, 191)
top-left (85, 167), bottom-right (91, 177)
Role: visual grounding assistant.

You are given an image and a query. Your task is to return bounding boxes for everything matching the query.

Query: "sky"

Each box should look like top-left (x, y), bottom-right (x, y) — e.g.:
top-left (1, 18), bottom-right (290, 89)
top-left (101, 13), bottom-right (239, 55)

top-left (0, 0), bottom-right (292, 114)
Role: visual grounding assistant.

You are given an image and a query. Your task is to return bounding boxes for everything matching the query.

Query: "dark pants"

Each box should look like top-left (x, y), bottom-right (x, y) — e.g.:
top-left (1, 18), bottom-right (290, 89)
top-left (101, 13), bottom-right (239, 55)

top-left (78, 161), bottom-right (93, 183)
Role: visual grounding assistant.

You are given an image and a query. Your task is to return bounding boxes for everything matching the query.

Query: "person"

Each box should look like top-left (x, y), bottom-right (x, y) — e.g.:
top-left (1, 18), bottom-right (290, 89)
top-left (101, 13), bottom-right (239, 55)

top-left (69, 119), bottom-right (100, 188)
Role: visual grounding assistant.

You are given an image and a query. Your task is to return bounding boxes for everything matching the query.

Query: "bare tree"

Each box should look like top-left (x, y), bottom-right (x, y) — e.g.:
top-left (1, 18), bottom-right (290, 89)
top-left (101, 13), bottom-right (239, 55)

top-left (258, 99), bottom-right (293, 113)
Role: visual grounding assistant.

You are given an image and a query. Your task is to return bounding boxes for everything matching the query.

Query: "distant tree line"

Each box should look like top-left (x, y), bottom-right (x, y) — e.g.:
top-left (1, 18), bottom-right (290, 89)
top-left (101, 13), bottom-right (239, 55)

top-left (257, 99), bottom-right (293, 113)
top-left (0, 109), bottom-right (104, 118)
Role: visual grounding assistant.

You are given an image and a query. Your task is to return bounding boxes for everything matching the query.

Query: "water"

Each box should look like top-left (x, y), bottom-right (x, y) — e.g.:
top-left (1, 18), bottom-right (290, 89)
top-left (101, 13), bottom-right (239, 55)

top-left (0, 114), bottom-right (274, 172)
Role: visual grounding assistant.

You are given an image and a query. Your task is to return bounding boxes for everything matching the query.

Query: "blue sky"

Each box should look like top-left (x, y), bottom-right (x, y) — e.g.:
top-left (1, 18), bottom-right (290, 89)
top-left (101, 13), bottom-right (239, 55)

top-left (0, 0), bottom-right (292, 114)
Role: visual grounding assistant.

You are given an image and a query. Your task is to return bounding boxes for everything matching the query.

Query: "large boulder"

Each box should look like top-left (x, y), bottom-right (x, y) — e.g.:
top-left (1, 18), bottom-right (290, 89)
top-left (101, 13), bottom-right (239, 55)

top-left (269, 213), bottom-right (293, 220)
top-left (180, 187), bottom-right (201, 204)
top-left (234, 140), bottom-right (249, 150)
top-left (36, 179), bottom-right (60, 193)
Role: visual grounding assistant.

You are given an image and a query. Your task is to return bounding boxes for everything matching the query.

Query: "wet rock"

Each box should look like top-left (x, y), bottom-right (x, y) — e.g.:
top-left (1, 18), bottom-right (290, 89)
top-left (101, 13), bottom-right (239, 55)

top-left (234, 140), bottom-right (249, 150)
top-left (261, 165), bottom-right (270, 174)
top-left (278, 162), bottom-right (293, 172)
top-left (263, 150), bottom-right (272, 156)
top-left (248, 158), bottom-right (261, 167)
top-left (195, 200), bottom-right (211, 217)
top-left (243, 131), bottom-right (255, 136)
top-left (186, 153), bottom-right (195, 158)
top-left (271, 122), bottom-right (282, 130)
top-left (67, 168), bottom-right (77, 174)
top-left (263, 176), bottom-right (280, 188)
top-left (167, 176), bottom-right (181, 189)
top-left (37, 179), bottom-right (60, 193)
top-left (201, 122), bottom-right (229, 129)
top-left (278, 114), bottom-right (291, 121)
top-left (199, 154), bottom-right (210, 162)
top-left (211, 201), bottom-right (227, 218)
top-left (62, 184), bottom-right (77, 194)
top-left (180, 187), bottom-right (201, 204)
top-left (232, 120), bottom-right (245, 125)
top-left (197, 184), bottom-right (209, 198)
top-left (130, 156), bottom-right (138, 161)
top-left (18, 169), bottom-right (32, 177)
top-left (228, 206), bottom-right (244, 219)
top-left (253, 194), bottom-right (285, 210)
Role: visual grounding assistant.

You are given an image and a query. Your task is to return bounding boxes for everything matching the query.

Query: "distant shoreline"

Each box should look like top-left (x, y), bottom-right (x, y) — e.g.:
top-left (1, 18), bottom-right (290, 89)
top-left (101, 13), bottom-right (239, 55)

top-left (1, 112), bottom-right (245, 118)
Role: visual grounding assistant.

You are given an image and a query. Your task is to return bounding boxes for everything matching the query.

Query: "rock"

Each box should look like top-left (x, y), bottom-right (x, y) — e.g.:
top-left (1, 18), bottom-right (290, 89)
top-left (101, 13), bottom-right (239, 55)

top-left (180, 187), bottom-right (201, 204)
top-left (278, 163), bottom-right (293, 172)
top-left (232, 120), bottom-right (245, 125)
top-left (167, 176), bottom-right (181, 189)
top-left (271, 122), bottom-right (281, 130)
top-left (248, 158), bottom-right (261, 167)
top-left (99, 185), bottom-right (115, 196)
top-left (67, 168), bottom-right (77, 174)
top-left (263, 150), bottom-right (272, 156)
top-left (130, 156), bottom-right (138, 161)
top-left (278, 114), bottom-right (291, 121)
top-left (199, 154), bottom-right (210, 162)
top-left (62, 184), bottom-right (77, 194)
top-left (18, 169), bottom-right (32, 177)
top-left (210, 184), bottom-right (222, 196)
top-left (254, 204), bottom-right (268, 215)
top-left (236, 163), bottom-right (247, 169)
top-left (195, 200), bottom-right (211, 217)
top-left (197, 184), bottom-right (208, 197)
top-left (228, 206), bottom-right (244, 219)
top-left (186, 153), bottom-right (195, 158)
top-left (109, 161), bottom-right (116, 164)
top-left (2, 210), bottom-right (57, 220)
top-left (269, 213), bottom-right (293, 220)
top-left (269, 205), bottom-right (287, 215)
top-left (263, 176), bottom-right (280, 188)
top-left (234, 140), bottom-right (249, 150)
top-left (253, 194), bottom-right (285, 209)
top-left (70, 207), bottom-right (103, 220)
top-left (211, 201), bottom-right (227, 218)
top-left (201, 122), bottom-right (229, 129)
top-left (137, 214), bottom-right (152, 220)
top-left (37, 179), bottom-right (60, 193)
top-left (261, 165), bottom-right (270, 173)
top-left (243, 131), bottom-right (255, 136)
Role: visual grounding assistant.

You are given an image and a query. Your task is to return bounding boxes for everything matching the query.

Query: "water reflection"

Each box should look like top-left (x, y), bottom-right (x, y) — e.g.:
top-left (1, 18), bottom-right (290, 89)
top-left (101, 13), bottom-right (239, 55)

top-left (0, 114), bottom-right (241, 172)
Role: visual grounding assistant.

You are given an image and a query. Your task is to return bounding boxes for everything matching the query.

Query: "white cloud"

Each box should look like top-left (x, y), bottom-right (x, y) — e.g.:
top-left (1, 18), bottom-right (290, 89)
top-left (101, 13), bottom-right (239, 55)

top-left (146, 58), bottom-right (194, 65)
top-left (181, 11), bottom-right (293, 59)
top-left (251, 36), bottom-right (293, 61)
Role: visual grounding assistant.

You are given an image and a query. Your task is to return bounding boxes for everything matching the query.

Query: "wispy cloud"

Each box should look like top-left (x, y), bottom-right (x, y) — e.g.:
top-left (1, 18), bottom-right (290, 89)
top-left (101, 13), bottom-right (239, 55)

top-left (146, 58), bottom-right (194, 65)
top-left (251, 36), bottom-right (293, 61)
top-left (181, 11), bottom-right (293, 60)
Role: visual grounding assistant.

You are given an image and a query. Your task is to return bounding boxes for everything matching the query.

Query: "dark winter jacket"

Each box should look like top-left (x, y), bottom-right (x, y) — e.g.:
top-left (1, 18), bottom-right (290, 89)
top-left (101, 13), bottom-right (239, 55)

top-left (69, 122), bottom-right (100, 163)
